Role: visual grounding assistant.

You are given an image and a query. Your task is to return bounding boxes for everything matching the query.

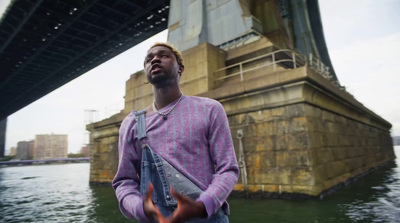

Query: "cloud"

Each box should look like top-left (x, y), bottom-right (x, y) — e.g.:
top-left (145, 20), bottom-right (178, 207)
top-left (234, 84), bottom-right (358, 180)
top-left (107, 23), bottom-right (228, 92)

top-left (319, 0), bottom-right (400, 136)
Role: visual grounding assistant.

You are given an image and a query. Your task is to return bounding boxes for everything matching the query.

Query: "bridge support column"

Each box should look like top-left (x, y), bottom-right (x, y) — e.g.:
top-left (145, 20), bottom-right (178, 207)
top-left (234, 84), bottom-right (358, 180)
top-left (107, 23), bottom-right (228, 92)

top-left (0, 118), bottom-right (6, 157)
top-left (87, 114), bottom-right (124, 185)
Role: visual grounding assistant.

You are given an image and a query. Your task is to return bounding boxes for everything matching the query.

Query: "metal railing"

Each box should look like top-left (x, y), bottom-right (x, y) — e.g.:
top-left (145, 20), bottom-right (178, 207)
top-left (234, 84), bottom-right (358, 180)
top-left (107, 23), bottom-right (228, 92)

top-left (213, 49), bottom-right (337, 87)
top-left (308, 53), bottom-right (332, 80)
top-left (214, 49), bottom-right (306, 82)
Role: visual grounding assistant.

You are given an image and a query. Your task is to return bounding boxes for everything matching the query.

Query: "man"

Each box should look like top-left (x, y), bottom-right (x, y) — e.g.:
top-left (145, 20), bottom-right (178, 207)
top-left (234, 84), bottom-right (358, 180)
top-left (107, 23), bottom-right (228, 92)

top-left (112, 42), bottom-right (239, 223)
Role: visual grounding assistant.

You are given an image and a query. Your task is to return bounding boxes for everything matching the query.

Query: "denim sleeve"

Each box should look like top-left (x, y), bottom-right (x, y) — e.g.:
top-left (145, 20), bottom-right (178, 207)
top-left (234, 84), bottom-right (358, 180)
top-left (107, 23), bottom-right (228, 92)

top-left (197, 101), bottom-right (239, 217)
top-left (112, 112), bottom-right (150, 222)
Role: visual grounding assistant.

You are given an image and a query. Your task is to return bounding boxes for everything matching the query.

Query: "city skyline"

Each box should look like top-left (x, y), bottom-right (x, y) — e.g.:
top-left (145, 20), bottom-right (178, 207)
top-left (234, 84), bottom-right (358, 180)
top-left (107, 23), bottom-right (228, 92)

top-left (10, 134), bottom-right (68, 159)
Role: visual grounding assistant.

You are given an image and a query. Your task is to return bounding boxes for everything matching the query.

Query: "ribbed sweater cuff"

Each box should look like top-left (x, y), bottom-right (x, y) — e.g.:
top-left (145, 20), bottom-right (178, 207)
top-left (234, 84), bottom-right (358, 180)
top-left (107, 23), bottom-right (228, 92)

top-left (136, 200), bottom-right (152, 222)
top-left (196, 193), bottom-right (217, 218)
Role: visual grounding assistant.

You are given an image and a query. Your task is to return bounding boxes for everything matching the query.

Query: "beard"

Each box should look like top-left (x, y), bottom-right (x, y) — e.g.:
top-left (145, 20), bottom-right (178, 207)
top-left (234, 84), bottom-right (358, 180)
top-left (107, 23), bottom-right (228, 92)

top-left (147, 72), bottom-right (177, 88)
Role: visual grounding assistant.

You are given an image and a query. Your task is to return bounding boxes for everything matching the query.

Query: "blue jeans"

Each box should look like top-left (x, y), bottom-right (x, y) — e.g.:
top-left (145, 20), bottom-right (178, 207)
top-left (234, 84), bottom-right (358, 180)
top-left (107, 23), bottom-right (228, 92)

top-left (139, 145), bottom-right (228, 223)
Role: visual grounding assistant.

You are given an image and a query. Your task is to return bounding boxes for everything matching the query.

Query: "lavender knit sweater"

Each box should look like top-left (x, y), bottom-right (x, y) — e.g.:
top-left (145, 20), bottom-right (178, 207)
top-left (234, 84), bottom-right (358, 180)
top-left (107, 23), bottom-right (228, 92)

top-left (112, 95), bottom-right (239, 221)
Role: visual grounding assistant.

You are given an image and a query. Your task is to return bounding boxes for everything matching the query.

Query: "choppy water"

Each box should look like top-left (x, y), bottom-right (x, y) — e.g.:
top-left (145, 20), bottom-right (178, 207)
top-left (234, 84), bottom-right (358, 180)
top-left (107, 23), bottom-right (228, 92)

top-left (1, 146), bottom-right (399, 223)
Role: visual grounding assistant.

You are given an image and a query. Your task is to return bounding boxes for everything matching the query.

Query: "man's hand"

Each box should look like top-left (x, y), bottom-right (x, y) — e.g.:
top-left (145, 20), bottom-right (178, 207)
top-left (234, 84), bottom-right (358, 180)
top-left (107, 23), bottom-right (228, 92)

top-left (162, 188), bottom-right (207, 223)
top-left (143, 184), bottom-right (207, 223)
top-left (143, 182), bottom-right (166, 222)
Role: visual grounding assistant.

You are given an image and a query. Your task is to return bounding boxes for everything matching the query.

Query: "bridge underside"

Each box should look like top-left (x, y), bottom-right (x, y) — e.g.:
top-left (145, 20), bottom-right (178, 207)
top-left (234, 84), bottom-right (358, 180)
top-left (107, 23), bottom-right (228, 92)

top-left (0, 0), bottom-right (170, 120)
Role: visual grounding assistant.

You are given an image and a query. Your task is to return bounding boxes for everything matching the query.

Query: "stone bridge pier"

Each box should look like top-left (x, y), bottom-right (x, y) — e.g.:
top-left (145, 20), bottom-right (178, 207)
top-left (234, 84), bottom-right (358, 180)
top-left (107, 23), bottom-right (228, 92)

top-left (87, 0), bottom-right (395, 197)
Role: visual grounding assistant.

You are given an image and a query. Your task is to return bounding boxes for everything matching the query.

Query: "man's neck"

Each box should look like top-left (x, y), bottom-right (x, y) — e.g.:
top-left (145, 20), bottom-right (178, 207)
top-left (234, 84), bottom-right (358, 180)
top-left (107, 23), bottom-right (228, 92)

top-left (153, 86), bottom-right (182, 110)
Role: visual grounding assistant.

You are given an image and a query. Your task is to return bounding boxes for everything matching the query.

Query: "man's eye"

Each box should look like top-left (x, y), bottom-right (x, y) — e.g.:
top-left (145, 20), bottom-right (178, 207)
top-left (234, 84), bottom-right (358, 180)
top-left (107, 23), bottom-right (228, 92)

top-left (162, 55), bottom-right (168, 58)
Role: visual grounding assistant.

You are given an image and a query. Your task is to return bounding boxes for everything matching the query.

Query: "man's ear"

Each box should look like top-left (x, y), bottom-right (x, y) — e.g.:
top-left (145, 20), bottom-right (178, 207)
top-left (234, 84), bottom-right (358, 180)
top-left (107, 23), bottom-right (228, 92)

top-left (179, 65), bottom-right (184, 76)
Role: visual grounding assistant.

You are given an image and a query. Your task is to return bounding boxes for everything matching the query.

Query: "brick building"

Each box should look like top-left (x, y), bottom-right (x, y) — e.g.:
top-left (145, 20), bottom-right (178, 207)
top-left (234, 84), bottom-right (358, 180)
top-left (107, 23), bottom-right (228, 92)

top-left (34, 134), bottom-right (68, 160)
top-left (80, 145), bottom-right (90, 157)
top-left (9, 147), bottom-right (16, 156)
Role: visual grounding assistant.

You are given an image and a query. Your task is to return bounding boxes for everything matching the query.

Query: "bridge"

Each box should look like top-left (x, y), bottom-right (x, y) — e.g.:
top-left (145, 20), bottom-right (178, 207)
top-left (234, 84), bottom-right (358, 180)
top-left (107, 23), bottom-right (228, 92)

top-left (0, 0), bottom-right (170, 121)
top-left (0, 0), bottom-right (342, 157)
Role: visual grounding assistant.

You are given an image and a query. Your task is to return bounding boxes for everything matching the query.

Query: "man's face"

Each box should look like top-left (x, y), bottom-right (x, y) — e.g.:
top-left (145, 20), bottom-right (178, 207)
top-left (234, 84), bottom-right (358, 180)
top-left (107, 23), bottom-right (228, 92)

top-left (144, 46), bottom-right (182, 86)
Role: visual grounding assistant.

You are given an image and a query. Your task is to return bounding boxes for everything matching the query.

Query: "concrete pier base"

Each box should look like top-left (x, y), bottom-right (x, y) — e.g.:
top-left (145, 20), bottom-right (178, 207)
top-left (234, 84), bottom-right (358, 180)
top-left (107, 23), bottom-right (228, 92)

top-left (87, 113), bottom-right (123, 185)
top-left (202, 65), bottom-right (394, 197)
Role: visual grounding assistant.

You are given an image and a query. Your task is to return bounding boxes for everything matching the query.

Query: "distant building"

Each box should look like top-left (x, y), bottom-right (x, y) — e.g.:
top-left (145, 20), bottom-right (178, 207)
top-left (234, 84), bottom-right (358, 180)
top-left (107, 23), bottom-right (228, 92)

top-left (16, 141), bottom-right (30, 160)
top-left (80, 145), bottom-right (90, 157)
top-left (9, 147), bottom-right (16, 156)
top-left (393, 136), bottom-right (400, 146)
top-left (34, 134), bottom-right (68, 160)
top-left (28, 140), bottom-right (34, 159)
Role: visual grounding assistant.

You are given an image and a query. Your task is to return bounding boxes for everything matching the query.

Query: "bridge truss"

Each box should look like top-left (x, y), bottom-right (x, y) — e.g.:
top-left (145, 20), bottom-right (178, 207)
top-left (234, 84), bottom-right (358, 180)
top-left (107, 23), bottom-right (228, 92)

top-left (0, 0), bottom-right (170, 120)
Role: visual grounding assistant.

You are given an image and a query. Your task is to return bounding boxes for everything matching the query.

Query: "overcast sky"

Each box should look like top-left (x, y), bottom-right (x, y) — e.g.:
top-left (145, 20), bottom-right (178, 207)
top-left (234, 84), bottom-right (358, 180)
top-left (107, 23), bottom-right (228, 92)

top-left (3, 0), bottom-right (400, 154)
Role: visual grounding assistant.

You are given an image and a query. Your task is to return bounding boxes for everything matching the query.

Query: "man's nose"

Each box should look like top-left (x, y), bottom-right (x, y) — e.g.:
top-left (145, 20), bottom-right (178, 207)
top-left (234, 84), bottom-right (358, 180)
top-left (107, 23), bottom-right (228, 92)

top-left (151, 56), bottom-right (161, 64)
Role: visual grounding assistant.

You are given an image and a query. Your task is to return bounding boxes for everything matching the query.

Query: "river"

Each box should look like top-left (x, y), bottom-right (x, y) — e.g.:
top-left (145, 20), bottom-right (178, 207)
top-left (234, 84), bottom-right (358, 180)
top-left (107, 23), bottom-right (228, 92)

top-left (1, 146), bottom-right (399, 223)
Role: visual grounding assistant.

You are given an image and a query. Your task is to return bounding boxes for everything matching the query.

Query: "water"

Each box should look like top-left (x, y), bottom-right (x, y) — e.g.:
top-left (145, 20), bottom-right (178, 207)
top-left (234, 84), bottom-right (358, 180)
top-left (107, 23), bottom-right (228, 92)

top-left (1, 146), bottom-right (399, 223)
